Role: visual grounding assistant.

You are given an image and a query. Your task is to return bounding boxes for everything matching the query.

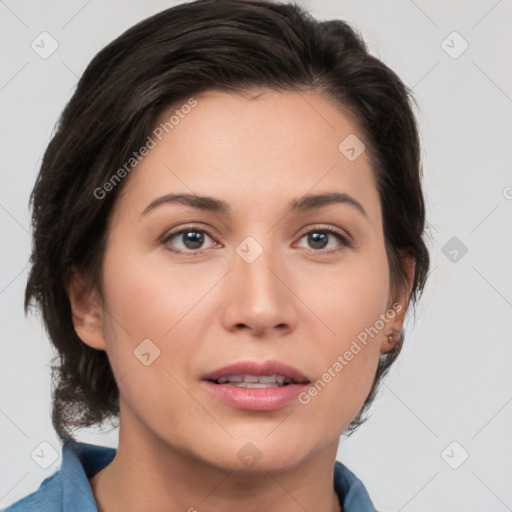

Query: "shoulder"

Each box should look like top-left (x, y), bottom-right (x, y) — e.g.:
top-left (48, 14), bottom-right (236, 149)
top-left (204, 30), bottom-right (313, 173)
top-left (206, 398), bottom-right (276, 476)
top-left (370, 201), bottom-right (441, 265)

top-left (1, 438), bottom-right (116, 512)
top-left (1, 470), bottom-right (63, 511)
top-left (334, 460), bottom-right (381, 512)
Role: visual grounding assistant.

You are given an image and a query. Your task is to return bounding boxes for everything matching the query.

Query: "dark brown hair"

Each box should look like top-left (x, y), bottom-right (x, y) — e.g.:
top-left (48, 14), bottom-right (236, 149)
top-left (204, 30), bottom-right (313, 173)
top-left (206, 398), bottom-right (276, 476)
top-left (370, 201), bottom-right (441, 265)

top-left (25, 0), bottom-right (430, 440)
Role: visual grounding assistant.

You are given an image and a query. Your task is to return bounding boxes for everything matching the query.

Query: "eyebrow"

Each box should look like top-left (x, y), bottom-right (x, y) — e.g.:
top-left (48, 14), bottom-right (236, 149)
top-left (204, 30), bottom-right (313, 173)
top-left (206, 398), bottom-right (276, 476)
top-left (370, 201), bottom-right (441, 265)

top-left (141, 191), bottom-right (367, 218)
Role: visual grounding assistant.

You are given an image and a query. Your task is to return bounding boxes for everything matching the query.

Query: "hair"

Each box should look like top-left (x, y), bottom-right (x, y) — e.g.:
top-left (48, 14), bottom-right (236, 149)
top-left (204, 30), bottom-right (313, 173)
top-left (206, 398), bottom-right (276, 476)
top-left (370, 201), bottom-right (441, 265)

top-left (25, 0), bottom-right (430, 441)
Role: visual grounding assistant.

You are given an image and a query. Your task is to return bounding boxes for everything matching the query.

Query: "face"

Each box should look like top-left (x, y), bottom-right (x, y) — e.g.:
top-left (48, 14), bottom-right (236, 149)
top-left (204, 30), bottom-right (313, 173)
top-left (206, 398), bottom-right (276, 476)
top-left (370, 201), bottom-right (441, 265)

top-left (70, 89), bottom-right (411, 473)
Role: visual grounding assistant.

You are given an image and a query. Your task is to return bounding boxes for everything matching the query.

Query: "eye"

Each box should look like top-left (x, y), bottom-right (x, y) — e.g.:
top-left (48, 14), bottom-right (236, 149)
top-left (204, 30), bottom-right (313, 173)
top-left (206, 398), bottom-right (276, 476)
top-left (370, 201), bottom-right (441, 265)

top-left (295, 226), bottom-right (351, 252)
top-left (162, 225), bottom-right (218, 254)
top-left (161, 224), bottom-right (351, 256)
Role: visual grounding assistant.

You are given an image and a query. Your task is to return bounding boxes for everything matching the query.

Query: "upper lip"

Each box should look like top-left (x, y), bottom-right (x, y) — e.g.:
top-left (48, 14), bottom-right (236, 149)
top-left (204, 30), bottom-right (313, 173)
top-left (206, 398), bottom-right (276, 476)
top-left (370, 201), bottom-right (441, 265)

top-left (202, 360), bottom-right (310, 383)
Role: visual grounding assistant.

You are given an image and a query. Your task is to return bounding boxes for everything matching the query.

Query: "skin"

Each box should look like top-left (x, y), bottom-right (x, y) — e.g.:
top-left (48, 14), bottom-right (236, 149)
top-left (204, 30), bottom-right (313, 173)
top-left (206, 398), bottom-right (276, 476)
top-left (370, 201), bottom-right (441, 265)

top-left (68, 89), bottom-right (414, 512)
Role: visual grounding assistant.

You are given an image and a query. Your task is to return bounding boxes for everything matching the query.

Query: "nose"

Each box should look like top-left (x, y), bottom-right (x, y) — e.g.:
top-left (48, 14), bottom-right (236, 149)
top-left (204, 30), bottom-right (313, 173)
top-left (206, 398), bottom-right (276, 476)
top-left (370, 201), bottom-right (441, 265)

top-left (221, 242), bottom-right (298, 338)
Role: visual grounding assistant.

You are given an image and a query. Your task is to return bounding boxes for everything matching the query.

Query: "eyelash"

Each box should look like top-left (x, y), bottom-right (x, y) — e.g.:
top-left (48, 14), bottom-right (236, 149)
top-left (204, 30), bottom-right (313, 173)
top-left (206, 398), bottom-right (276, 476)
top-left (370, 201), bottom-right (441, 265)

top-left (161, 224), bottom-right (352, 256)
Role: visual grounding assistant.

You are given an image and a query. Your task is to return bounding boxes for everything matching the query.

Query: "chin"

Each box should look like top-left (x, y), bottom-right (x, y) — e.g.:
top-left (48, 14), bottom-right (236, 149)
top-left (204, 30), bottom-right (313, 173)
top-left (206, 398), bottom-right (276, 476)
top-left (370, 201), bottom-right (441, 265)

top-left (211, 436), bottom-right (310, 474)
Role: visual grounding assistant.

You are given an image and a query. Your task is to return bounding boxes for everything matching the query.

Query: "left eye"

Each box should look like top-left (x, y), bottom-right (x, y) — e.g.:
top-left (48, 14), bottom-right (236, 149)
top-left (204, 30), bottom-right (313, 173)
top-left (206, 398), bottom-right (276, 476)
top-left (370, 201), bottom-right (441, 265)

top-left (295, 228), bottom-right (350, 252)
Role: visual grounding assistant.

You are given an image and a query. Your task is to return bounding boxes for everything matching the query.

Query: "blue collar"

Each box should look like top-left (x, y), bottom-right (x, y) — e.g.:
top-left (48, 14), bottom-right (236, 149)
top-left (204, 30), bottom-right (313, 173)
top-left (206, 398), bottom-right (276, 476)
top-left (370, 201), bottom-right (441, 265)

top-left (3, 438), bottom-right (379, 511)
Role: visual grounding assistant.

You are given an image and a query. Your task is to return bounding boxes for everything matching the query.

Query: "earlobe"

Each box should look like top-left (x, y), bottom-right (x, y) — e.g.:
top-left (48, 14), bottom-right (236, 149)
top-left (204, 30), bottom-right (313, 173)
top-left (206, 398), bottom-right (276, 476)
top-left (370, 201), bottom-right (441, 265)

top-left (380, 254), bottom-right (416, 355)
top-left (66, 268), bottom-right (107, 351)
top-left (380, 332), bottom-right (400, 354)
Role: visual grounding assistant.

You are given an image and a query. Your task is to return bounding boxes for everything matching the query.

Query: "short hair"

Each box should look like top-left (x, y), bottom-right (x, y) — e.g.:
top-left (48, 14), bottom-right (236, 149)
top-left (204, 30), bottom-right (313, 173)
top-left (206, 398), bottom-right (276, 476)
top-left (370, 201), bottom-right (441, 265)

top-left (24, 0), bottom-right (430, 440)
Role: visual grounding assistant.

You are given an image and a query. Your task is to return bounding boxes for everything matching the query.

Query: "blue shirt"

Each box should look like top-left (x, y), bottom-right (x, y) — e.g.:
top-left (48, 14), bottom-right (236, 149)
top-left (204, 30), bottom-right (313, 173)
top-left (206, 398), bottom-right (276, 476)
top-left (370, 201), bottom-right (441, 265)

top-left (2, 438), bottom-right (380, 511)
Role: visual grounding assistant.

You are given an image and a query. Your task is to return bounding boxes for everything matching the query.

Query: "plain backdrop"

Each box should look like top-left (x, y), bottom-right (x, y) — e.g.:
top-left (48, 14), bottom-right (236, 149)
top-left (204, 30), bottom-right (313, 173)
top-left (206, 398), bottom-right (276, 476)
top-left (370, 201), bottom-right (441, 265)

top-left (1, 1), bottom-right (511, 511)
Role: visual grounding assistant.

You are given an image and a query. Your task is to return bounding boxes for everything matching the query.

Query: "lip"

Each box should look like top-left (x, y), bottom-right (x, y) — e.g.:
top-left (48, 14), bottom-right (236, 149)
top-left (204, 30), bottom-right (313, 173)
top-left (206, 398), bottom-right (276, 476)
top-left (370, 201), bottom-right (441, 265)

top-left (201, 360), bottom-right (310, 411)
top-left (202, 380), bottom-right (309, 411)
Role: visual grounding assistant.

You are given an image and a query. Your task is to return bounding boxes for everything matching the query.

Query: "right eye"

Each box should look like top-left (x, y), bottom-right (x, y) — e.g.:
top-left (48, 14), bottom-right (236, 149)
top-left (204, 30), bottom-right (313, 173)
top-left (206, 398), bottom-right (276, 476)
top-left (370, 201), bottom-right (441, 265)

top-left (161, 226), bottom-right (220, 255)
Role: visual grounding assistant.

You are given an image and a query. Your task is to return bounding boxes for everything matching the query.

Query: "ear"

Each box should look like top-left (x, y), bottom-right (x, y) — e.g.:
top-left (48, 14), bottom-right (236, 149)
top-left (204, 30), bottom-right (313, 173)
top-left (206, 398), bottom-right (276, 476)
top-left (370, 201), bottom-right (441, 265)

top-left (66, 267), bottom-right (107, 351)
top-left (380, 253), bottom-right (416, 355)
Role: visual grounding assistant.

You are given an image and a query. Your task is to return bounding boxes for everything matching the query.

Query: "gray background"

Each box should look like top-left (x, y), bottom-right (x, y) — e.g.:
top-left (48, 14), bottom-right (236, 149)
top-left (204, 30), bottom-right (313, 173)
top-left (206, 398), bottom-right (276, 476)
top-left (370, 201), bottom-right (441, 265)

top-left (1, 1), bottom-right (511, 510)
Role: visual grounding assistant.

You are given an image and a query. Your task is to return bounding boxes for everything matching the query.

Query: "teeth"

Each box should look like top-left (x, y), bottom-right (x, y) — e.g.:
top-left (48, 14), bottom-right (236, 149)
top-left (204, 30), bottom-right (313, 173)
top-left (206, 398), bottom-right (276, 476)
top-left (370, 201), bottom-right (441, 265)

top-left (257, 375), bottom-right (278, 383)
top-left (217, 375), bottom-right (244, 383)
top-left (215, 374), bottom-right (294, 385)
top-left (226, 382), bottom-right (280, 388)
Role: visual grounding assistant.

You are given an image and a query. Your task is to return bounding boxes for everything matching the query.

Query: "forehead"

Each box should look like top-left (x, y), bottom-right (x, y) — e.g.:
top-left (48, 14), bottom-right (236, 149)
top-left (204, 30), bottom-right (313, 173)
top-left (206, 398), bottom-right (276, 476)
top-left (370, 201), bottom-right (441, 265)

top-left (152, 88), bottom-right (366, 169)
top-left (113, 89), bottom-right (381, 225)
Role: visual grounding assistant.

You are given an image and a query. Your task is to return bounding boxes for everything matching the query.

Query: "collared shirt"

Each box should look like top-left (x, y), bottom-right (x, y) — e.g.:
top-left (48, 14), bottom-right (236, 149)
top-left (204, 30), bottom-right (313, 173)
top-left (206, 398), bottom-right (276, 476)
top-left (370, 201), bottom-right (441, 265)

top-left (2, 438), bottom-right (380, 511)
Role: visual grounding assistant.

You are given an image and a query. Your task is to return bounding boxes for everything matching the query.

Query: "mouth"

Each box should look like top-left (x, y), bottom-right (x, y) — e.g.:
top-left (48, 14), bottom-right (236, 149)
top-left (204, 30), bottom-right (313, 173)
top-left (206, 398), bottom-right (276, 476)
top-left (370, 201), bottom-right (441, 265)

top-left (201, 359), bottom-right (310, 386)
top-left (200, 360), bottom-right (310, 411)
top-left (206, 374), bottom-right (307, 388)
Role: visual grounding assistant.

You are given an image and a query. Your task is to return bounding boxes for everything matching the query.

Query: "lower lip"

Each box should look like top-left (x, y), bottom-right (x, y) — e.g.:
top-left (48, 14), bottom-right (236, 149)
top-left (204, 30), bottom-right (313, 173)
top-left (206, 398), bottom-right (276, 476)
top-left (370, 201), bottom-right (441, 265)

top-left (202, 380), bottom-right (309, 411)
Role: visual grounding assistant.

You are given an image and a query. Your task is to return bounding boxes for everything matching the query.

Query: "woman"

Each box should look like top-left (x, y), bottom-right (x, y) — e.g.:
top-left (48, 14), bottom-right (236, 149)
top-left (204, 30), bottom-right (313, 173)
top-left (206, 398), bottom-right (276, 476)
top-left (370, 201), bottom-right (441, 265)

top-left (3, 0), bottom-right (429, 510)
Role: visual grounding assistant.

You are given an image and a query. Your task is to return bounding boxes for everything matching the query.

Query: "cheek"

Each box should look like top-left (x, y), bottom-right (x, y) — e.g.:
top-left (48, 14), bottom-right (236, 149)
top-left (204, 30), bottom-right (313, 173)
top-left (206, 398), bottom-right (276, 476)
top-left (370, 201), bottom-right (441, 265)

top-left (101, 246), bottom-right (198, 339)
top-left (297, 245), bottom-right (390, 421)
top-left (303, 237), bottom-right (390, 343)
top-left (98, 246), bottom-right (204, 415)
top-left (98, 243), bottom-right (219, 389)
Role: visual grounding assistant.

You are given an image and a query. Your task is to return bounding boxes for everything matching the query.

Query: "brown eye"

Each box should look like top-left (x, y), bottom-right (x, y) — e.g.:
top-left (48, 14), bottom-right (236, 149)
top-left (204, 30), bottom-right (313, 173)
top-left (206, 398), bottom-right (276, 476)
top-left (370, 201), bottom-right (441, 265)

top-left (296, 227), bottom-right (351, 252)
top-left (162, 227), bottom-right (217, 254)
